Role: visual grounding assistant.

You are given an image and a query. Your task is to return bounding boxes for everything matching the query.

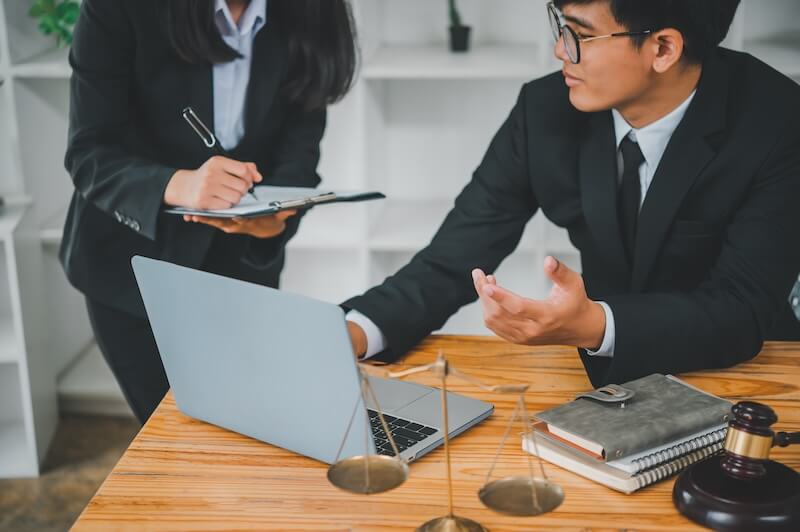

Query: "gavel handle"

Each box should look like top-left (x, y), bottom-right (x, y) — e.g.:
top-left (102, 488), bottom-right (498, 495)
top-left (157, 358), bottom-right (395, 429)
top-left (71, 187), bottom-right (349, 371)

top-left (774, 431), bottom-right (800, 447)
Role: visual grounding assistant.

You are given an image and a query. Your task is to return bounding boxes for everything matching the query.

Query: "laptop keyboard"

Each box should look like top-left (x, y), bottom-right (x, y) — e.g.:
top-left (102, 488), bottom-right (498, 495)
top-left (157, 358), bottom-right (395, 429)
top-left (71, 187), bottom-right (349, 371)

top-left (367, 409), bottom-right (438, 455)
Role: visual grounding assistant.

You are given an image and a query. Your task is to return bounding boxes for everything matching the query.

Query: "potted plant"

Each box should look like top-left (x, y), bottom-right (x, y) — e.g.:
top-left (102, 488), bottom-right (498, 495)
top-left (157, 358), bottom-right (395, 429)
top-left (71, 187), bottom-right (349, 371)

top-left (28, 0), bottom-right (80, 47)
top-left (448, 0), bottom-right (471, 52)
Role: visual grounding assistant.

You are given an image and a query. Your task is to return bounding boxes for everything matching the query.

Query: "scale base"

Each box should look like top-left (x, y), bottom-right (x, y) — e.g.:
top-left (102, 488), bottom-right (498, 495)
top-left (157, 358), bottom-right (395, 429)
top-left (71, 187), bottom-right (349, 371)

top-left (673, 455), bottom-right (800, 531)
top-left (417, 515), bottom-right (487, 532)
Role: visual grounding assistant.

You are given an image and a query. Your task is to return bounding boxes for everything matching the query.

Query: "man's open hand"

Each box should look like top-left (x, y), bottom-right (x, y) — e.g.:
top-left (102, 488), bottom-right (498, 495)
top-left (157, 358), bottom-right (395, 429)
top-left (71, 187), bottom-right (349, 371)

top-left (473, 256), bottom-right (606, 349)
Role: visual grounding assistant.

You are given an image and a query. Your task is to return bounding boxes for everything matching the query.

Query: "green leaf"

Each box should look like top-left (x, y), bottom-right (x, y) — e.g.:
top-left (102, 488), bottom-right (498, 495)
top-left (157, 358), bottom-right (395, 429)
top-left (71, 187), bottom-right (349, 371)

top-left (56, 1), bottom-right (79, 21)
top-left (61, 3), bottom-right (80, 24)
top-left (38, 19), bottom-right (55, 35)
top-left (29, 0), bottom-right (78, 46)
top-left (56, 26), bottom-right (72, 47)
top-left (29, 3), bottom-right (46, 18)
top-left (448, 0), bottom-right (463, 27)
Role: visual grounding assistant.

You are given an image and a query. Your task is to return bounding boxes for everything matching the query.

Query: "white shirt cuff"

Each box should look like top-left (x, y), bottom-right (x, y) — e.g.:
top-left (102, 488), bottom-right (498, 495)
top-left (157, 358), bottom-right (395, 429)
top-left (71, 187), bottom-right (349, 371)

top-left (346, 310), bottom-right (388, 359)
top-left (584, 301), bottom-right (615, 358)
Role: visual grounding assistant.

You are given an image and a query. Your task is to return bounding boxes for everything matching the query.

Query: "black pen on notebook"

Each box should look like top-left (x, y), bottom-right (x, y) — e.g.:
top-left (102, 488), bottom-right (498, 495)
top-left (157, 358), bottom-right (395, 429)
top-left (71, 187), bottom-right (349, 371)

top-left (181, 106), bottom-right (258, 201)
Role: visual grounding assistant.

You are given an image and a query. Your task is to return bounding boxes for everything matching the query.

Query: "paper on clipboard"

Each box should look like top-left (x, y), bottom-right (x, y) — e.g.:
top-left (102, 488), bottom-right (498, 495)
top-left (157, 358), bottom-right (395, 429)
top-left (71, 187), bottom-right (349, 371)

top-left (164, 186), bottom-right (385, 219)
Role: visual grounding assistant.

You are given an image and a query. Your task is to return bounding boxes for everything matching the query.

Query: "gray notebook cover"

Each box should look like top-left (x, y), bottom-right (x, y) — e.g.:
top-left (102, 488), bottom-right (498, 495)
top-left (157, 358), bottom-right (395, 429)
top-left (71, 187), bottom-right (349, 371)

top-left (536, 374), bottom-right (731, 461)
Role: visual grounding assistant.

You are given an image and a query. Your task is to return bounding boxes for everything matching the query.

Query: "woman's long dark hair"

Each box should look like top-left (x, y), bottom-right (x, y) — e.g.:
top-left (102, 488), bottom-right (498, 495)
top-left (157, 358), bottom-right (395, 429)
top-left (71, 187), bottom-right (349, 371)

top-left (164, 0), bottom-right (358, 111)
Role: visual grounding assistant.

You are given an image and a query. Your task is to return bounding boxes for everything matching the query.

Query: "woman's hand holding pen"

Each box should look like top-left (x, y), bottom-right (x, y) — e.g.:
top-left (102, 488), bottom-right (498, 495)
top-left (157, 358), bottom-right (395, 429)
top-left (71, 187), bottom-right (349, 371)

top-left (165, 154), bottom-right (294, 239)
top-left (164, 155), bottom-right (262, 210)
top-left (185, 210), bottom-right (298, 239)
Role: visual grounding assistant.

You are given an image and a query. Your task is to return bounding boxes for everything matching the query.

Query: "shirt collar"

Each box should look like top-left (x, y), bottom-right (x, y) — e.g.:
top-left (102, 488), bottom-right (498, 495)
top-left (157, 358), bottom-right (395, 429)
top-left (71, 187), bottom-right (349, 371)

top-left (215, 0), bottom-right (267, 38)
top-left (611, 89), bottom-right (696, 168)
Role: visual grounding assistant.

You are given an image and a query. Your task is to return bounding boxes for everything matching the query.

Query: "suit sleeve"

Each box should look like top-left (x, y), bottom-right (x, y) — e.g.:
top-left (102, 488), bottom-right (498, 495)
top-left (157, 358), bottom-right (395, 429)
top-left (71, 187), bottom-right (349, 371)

top-left (243, 104), bottom-right (326, 269)
top-left (343, 87), bottom-right (538, 362)
top-left (587, 111), bottom-right (800, 386)
top-left (64, 0), bottom-right (177, 241)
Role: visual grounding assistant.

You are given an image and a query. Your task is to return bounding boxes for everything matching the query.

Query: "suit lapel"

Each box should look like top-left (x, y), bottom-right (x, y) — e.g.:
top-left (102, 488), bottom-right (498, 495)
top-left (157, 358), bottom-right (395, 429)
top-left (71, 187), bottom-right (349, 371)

top-left (580, 110), bottom-right (631, 281)
top-left (185, 61), bottom-right (214, 149)
top-left (631, 51), bottom-right (729, 291)
top-left (240, 23), bottom-right (286, 147)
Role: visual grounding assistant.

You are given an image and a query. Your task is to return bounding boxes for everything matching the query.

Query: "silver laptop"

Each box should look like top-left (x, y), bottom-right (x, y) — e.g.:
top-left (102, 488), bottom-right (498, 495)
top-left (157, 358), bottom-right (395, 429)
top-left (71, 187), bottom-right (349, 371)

top-left (131, 256), bottom-right (493, 464)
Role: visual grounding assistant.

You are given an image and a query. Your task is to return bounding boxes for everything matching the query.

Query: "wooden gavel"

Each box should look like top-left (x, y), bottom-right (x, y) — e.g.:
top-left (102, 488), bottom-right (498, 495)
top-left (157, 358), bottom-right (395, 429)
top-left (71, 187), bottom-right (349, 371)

top-left (673, 400), bottom-right (800, 531)
top-left (721, 401), bottom-right (800, 480)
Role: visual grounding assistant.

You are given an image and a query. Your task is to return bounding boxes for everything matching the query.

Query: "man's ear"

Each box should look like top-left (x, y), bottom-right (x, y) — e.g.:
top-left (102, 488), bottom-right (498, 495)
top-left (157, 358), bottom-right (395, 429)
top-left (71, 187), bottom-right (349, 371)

top-left (650, 28), bottom-right (685, 73)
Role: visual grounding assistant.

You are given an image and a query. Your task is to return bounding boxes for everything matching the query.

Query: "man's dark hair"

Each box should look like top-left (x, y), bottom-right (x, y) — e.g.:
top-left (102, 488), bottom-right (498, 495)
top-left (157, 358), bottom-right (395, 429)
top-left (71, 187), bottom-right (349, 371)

top-left (553, 0), bottom-right (741, 64)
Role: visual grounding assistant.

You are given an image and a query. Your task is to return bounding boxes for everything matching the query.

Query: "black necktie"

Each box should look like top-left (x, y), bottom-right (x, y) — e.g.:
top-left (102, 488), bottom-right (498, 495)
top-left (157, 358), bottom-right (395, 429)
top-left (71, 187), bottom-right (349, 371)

top-left (618, 136), bottom-right (645, 262)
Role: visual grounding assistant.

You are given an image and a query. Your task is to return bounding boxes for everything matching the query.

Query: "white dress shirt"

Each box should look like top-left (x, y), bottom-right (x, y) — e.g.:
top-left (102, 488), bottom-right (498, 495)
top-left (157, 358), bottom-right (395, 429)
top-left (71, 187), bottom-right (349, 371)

top-left (587, 89), bottom-right (696, 357)
top-left (349, 90), bottom-right (697, 360)
top-left (213, 0), bottom-right (267, 150)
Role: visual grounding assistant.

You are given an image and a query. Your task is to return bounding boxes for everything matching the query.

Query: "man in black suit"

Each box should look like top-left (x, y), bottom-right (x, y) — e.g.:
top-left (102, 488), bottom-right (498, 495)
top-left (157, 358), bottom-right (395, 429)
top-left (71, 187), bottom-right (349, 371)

top-left (344, 0), bottom-right (800, 386)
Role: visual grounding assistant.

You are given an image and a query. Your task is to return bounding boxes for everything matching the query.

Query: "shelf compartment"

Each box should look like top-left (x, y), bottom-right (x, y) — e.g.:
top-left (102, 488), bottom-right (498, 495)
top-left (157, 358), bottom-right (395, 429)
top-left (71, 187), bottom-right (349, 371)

top-left (362, 44), bottom-right (540, 80)
top-left (11, 47), bottom-right (70, 79)
top-left (0, 236), bottom-right (20, 363)
top-left (281, 248), bottom-right (368, 304)
top-left (542, 222), bottom-right (579, 256)
top-left (0, 204), bottom-right (24, 239)
top-left (363, 79), bottom-right (524, 199)
top-left (0, 75), bottom-right (19, 196)
top-left (12, 78), bottom-right (71, 227)
top-left (287, 202), bottom-right (366, 250)
top-left (368, 199), bottom-right (539, 253)
top-left (39, 204), bottom-right (68, 246)
top-left (0, 318), bottom-right (19, 363)
top-left (745, 32), bottom-right (800, 79)
top-left (368, 248), bottom-right (546, 334)
top-left (0, 417), bottom-right (32, 478)
top-left (57, 343), bottom-right (131, 417)
top-left (1, 0), bottom-right (57, 67)
top-left (368, 199), bottom-right (452, 251)
top-left (0, 363), bottom-right (35, 478)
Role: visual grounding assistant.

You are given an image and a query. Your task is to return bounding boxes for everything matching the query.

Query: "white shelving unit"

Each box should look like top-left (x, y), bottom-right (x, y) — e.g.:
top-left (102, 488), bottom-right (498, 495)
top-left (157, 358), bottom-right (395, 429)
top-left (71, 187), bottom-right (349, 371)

top-left (362, 44), bottom-right (540, 80)
top-left (0, 206), bottom-right (56, 478)
top-left (0, 0), bottom-right (798, 476)
top-left (1, 0), bottom-right (94, 478)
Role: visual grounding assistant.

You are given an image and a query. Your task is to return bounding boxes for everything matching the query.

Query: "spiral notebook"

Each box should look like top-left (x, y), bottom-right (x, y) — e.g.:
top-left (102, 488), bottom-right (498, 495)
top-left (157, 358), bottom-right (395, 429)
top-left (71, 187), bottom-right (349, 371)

top-left (523, 374), bottom-right (731, 493)
top-left (523, 429), bottom-right (725, 493)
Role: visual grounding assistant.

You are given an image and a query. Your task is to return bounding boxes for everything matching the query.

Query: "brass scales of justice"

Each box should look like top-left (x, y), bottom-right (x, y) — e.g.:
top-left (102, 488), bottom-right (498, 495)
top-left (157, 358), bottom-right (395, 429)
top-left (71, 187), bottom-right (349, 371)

top-left (327, 352), bottom-right (564, 531)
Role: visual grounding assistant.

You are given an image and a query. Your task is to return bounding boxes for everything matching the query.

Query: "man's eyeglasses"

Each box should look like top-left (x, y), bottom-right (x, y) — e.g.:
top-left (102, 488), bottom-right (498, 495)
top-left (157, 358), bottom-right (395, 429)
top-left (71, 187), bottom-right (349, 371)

top-left (547, 2), bottom-right (652, 64)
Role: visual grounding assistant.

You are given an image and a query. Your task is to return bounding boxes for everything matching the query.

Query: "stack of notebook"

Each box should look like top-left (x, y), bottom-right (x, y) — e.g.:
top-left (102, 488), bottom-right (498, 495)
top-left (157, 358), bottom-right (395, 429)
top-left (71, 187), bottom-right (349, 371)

top-left (523, 374), bottom-right (731, 493)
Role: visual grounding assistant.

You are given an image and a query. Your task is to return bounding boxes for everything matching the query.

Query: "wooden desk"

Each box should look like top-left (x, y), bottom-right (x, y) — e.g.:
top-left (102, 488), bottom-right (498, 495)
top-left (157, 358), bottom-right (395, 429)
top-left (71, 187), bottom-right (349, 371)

top-left (73, 337), bottom-right (800, 531)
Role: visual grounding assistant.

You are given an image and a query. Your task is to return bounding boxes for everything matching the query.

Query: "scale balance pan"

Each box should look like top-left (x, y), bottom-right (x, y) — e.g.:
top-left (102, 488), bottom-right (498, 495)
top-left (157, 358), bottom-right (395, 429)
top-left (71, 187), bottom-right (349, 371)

top-left (479, 476), bottom-right (564, 516)
top-left (327, 455), bottom-right (409, 495)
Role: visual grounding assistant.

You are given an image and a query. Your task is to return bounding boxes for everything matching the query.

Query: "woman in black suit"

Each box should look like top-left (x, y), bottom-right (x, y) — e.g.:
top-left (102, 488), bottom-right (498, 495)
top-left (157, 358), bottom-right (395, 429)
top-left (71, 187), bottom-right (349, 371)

top-left (60, 0), bottom-right (357, 423)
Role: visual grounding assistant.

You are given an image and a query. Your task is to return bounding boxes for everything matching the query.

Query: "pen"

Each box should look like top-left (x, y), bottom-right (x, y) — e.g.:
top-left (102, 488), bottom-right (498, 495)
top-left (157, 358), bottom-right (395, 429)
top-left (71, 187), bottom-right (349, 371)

top-left (181, 106), bottom-right (257, 200)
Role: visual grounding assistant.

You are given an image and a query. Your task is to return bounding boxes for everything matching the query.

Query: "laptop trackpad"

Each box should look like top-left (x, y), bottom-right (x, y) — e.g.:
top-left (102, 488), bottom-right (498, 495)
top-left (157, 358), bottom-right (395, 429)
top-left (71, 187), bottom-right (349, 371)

top-left (366, 376), bottom-right (432, 412)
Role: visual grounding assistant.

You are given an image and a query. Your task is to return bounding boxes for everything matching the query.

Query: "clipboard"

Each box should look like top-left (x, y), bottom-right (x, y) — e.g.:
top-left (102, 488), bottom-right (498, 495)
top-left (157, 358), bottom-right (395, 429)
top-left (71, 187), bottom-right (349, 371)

top-left (164, 186), bottom-right (385, 219)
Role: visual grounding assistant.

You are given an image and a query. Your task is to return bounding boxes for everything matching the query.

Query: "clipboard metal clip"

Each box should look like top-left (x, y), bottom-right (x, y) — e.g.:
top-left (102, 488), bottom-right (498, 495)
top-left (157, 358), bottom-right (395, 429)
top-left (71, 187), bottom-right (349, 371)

top-left (270, 193), bottom-right (337, 211)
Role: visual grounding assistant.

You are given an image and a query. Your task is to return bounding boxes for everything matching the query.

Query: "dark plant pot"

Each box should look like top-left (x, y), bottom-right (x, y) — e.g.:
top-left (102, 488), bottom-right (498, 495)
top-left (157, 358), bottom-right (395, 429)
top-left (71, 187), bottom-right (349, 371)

top-left (449, 25), bottom-right (471, 52)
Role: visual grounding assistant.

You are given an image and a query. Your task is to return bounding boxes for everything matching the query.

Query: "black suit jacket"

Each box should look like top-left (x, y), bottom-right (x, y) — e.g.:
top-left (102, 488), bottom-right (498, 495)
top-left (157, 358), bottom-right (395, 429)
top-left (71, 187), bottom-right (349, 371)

top-left (344, 48), bottom-right (800, 387)
top-left (60, 0), bottom-right (324, 317)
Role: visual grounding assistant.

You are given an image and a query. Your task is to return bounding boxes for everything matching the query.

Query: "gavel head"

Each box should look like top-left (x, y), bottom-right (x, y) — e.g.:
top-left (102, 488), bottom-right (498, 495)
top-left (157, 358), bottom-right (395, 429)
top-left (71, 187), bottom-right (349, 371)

top-left (721, 401), bottom-right (777, 480)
